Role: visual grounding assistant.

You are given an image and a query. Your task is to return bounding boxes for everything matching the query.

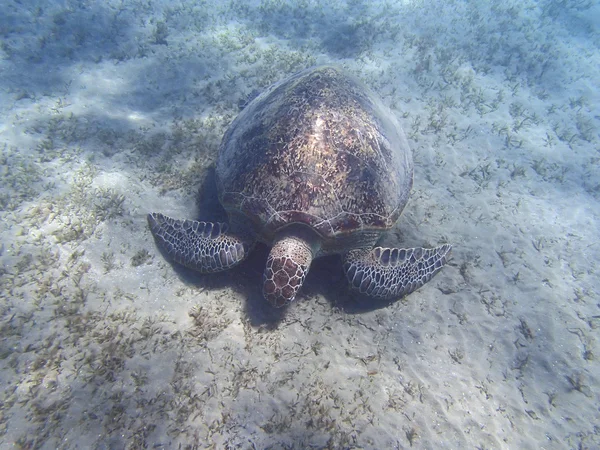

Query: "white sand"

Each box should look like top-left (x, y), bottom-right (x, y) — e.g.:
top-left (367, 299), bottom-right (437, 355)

top-left (0, 0), bottom-right (599, 448)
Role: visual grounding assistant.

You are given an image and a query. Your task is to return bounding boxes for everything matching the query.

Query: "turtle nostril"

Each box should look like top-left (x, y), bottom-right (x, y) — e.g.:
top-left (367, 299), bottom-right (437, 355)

top-left (281, 285), bottom-right (295, 302)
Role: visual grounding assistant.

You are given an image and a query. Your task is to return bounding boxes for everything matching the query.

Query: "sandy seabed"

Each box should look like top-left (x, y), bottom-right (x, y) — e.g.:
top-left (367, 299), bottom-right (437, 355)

top-left (0, 0), bottom-right (599, 448)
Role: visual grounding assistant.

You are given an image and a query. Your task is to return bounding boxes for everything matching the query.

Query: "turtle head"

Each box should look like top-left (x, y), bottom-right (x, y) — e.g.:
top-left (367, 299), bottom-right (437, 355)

top-left (263, 228), bottom-right (320, 307)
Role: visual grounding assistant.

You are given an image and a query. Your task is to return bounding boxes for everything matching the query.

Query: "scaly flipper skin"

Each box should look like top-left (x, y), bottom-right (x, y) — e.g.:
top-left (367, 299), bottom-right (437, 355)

top-left (147, 213), bottom-right (251, 273)
top-left (343, 244), bottom-right (452, 299)
top-left (263, 236), bottom-right (314, 307)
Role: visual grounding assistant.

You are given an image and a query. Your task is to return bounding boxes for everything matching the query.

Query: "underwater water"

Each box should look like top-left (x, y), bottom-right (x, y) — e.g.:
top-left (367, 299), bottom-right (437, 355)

top-left (0, 0), bottom-right (599, 448)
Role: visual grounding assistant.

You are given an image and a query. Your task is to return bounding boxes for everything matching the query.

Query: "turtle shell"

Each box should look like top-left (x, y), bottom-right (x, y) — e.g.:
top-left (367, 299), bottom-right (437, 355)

top-left (216, 65), bottom-right (413, 246)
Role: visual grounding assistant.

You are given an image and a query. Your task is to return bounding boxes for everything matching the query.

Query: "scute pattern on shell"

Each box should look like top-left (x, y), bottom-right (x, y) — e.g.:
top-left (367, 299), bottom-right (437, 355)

top-left (216, 66), bottom-right (413, 243)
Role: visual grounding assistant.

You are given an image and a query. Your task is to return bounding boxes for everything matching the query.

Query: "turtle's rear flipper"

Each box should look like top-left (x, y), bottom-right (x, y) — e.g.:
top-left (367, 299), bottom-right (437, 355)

top-left (148, 213), bottom-right (252, 273)
top-left (343, 244), bottom-right (451, 299)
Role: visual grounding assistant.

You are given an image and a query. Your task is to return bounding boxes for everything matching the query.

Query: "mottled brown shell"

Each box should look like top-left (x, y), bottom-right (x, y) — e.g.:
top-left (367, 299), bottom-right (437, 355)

top-left (216, 65), bottom-right (413, 247)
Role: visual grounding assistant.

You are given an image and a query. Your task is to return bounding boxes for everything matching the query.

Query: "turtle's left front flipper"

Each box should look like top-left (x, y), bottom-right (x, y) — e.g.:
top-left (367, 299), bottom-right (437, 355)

top-left (343, 244), bottom-right (451, 299)
top-left (147, 213), bottom-right (252, 273)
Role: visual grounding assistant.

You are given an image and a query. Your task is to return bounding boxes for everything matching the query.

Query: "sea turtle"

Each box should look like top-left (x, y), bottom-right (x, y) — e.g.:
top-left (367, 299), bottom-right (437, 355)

top-left (148, 65), bottom-right (451, 307)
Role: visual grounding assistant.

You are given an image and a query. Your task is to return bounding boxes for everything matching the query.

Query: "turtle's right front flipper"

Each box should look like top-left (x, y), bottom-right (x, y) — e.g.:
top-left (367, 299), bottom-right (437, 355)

top-left (147, 213), bottom-right (252, 273)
